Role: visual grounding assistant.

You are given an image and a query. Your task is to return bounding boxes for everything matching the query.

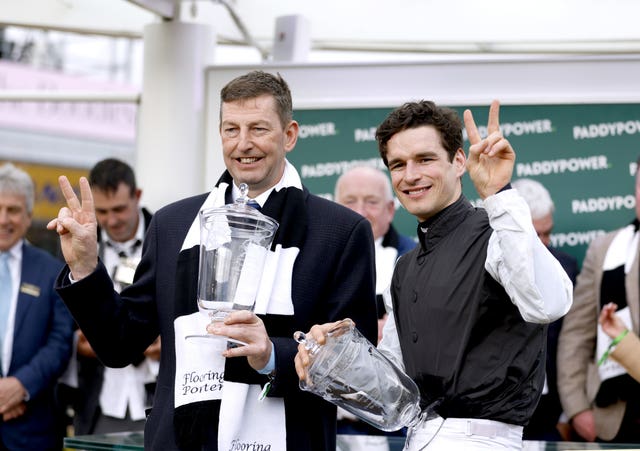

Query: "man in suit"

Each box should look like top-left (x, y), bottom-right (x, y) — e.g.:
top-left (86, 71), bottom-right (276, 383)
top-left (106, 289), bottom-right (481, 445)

top-left (558, 157), bottom-right (640, 443)
top-left (0, 162), bottom-right (74, 450)
top-left (65, 158), bottom-right (159, 435)
top-left (512, 178), bottom-right (578, 441)
top-left (48, 70), bottom-right (378, 451)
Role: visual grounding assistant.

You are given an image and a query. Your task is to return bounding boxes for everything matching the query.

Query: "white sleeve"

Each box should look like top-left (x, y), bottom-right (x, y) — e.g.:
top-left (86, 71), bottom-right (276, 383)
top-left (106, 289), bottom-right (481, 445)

top-left (376, 286), bottom-right (405, 371)
top-left (483, 188), bottom-right (573, 324)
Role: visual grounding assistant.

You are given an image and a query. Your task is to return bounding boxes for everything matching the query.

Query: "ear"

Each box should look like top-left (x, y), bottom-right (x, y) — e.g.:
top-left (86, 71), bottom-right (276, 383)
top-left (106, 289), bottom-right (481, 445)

top-left (283, 120), bottom-right (299, 153)
top-left (386, 199), bottom-right (396, 220)
top-left (453, 148), bottom-right (466, 177)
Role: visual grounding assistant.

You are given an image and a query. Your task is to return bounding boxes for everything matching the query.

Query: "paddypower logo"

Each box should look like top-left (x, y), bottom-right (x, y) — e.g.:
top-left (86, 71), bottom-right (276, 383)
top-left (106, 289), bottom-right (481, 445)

top-left (516, 155), bottom-right (608, 177)
top-left (463, 118), bottom-right (553, 141)
top-left (550, 230), bottom-right (606, 248)
top-left (571, 195), bottom-right (635, 214)
top-left (574, 120), bottom-right (640, 139)
top-left (354, 127), bottom-right (377, 142)
top-left (298, 122), bottom-right (337, 139)
top-left (301, 158), bottom-right (386, 178)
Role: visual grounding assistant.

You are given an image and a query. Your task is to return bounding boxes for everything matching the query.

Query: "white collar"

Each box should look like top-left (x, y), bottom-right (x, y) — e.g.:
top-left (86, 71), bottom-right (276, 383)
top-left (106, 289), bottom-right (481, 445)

top-left (230, 159), bottom-right (302, 208)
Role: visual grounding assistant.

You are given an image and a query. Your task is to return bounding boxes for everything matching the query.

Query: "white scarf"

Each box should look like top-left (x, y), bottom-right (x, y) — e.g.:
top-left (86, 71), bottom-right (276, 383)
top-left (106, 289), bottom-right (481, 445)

top-left (174, 161), bottom-right (304, 450)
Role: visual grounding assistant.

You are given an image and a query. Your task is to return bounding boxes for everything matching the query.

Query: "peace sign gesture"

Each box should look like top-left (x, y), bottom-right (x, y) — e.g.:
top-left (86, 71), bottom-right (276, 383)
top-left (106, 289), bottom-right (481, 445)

top-left (463, 100), bottom-right (515, 199)
top-left (47, 176), bottom-right (98, 280)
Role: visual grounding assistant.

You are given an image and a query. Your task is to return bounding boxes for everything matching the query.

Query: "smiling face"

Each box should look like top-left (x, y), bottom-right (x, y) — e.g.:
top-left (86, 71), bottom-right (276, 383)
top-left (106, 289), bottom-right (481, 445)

top-left (92, 182), bottom-right (141, 243)
top-left (220, 94), bottom-right (298, 198)
top-left (386, 126), bottom-right (466, 222)
top-left (0, 191), bottom-right (32, 251)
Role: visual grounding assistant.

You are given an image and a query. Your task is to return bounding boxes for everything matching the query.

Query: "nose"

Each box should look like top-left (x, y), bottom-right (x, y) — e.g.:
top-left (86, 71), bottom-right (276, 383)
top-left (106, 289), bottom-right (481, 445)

top-left (106, 212), bottom-right (120, 227)
top-left (404, 160), bottom-right (421, 183)
top-left (350, 200), bottom-right (367, 217)
top-left (237, 129), bottom-right (253, 151)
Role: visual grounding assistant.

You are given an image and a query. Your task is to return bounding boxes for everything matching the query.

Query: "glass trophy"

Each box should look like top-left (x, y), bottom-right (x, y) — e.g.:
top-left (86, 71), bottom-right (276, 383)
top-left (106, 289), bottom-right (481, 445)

top-left (295, 319), bottom-right (442, 447)
top-left (186, 183), bottom-right (278, 344)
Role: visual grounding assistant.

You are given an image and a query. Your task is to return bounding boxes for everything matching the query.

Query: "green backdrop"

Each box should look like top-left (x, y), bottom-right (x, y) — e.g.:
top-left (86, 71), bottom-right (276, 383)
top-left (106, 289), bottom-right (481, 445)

top-left (288, 103), bottom-right (640, 267)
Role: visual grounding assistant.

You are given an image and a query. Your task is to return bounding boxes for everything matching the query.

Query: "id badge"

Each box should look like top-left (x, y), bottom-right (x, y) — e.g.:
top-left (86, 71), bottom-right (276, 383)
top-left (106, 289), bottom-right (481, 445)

top-left (113, 257), bottom-right (141, 288)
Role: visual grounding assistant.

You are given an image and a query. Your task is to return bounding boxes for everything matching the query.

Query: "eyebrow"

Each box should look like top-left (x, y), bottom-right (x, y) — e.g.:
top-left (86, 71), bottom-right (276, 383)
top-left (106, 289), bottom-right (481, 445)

top-left (221, 119), bottom-right (271, 128)
top-left (388, 150), bottom-right (440, 166)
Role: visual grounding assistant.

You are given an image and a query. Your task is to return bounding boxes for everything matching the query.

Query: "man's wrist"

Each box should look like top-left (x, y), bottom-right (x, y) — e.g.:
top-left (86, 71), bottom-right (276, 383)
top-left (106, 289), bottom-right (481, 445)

top-left (257, 341), bottom-right (276, 376)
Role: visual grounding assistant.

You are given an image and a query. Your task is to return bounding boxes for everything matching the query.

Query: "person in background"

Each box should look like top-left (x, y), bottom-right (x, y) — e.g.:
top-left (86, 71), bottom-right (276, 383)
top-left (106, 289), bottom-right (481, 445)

top-left (0, 162), bottom-right (74, 450)
top-left (511, 177), bottom-right (578, 441)
top-left (599, 302), bottom-right (640, 383)
top-left (63, 158), bottom-right (159, 435)
top-left (557, 156), bottom-right (640, 443)
top-left (296, 100), bottom-right (573, 450)
top-left (335, 165), bottom-right (416, 342)
top-left (48, 70), bottom-right (377, 451)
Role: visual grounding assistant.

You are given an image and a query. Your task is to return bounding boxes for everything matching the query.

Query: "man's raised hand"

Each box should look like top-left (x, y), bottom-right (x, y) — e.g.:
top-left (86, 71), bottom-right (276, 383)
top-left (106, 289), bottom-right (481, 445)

top-left (46, 176), bottom-right (98, 280)
top-left (463, 100), bottom-right (515, 199)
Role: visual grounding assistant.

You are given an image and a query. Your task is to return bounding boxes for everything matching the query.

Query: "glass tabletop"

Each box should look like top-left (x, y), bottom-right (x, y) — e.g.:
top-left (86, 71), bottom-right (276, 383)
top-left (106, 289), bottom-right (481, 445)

top-left (64, 432), bottom-right (640, 451)
top-left (64, 431), bottom-right (145, 450)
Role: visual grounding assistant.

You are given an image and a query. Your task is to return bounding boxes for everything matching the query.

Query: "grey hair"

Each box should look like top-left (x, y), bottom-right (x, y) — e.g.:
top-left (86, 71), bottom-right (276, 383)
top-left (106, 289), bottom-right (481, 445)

top-left (335, 165), bottom-right (394, 202)
top-left (512, 178), bottom-right (554, 220)
top-left (0, 162), bottom-right (35, 213)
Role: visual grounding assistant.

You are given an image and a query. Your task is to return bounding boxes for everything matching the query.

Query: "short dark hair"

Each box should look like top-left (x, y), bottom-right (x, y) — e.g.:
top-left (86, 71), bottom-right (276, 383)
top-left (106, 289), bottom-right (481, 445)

top-left (88, 158), bottom-right (137, 197)
top-left (220, 70), bottom-right (293, 128)
top-left (376, 100), bottom-right (463, 167)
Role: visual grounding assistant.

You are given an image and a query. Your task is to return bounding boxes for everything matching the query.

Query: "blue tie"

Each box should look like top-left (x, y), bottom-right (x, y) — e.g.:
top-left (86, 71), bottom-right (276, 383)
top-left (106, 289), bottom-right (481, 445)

top-left (246, 199), bottom-right (261, 211)
top-left (0, 253), bottom-right (11, 371)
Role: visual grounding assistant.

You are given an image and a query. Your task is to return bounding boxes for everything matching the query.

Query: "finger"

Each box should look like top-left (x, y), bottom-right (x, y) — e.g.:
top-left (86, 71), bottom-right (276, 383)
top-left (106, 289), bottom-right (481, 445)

top-left (46, 218), bottom-right (59, 231)
top-left (308, 324), bottom-right (329, 345)
top-left (463, 109), bottom-right (481, 145)
top-left (487, 100), bottom-right (501, 135)
top-left (296, 344), bottom-right (311, 369)
top-left (294, 353), bottom-right (308, 380)
top-left (59, 176), bottom-right (81, 211)
top-left (47, 206), bottom-right (72, 233)
top-left (484, 137), bottom-right (512, 157)
top-left (78, 177), bottom-right (95, 216)
top-left (224, 310), bottom-right (256, 325)
top-left (57, 208), bottom-right (86, 235)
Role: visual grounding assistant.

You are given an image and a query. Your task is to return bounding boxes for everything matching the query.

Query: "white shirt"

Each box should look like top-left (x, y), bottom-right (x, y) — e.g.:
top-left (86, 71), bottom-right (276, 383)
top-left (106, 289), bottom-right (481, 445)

top-left (98, 209), bottom-right (159, 421)
top-left (374, 237), bottom-right (398, 295)
top-left (378, 188), bottom-right (574, 370)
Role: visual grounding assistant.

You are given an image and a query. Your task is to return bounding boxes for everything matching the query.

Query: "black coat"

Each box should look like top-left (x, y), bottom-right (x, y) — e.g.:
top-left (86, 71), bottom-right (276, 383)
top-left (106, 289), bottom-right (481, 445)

top-left (57, 187), bottom-right (377, 451)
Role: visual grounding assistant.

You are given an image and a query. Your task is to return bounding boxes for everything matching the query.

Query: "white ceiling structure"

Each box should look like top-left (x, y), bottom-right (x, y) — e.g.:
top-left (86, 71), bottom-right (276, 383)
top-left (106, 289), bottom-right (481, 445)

top-left (4, 0), bottom-right (640, 61)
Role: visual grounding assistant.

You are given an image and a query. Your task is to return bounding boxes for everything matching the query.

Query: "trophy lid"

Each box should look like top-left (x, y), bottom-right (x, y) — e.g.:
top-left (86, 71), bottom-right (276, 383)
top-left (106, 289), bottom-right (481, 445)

top-left (200, 183), bottom-right (279, 236)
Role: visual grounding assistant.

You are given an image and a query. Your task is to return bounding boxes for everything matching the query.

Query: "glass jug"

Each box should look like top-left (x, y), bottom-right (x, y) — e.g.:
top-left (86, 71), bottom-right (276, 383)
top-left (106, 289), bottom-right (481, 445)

top-left (187, 183), bottom-right (278, 342)
top-left (294, 319), bottom-right (439, 437)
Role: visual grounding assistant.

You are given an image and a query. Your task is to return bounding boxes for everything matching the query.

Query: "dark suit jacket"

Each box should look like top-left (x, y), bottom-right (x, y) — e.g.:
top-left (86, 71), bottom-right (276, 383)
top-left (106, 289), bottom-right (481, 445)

top-left (0, 242), bottom-right (74, 451)
top-left (57, 187), bottom-right (378, 451)
top-left (524, 246), bottom-right (578, 440)
top-left (73, 207), bottom-right (153, 435)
